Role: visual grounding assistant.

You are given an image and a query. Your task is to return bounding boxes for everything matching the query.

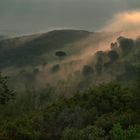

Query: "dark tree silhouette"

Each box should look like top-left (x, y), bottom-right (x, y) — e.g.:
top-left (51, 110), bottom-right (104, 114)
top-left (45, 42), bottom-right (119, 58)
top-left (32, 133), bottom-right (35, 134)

top-left (95, 51), bottom-right (104, 58)
top-left (110, 42), bottom-right (118, 50)
top-left (117, 36), bottom-right (134, 53)
top-left (55, 51), bottom-right (67, 60)
top-left (95, 51), bottom-right (104, 74)
top-left (108, 50), bottom-right (119, 62)
top-left (0, 73), bottom-right (15, 104)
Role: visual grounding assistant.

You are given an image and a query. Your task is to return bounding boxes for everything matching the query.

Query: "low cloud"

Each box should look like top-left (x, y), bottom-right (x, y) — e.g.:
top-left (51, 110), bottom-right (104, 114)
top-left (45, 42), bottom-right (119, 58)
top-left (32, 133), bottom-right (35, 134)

top-left (102, 10), bottom-right (140, 38)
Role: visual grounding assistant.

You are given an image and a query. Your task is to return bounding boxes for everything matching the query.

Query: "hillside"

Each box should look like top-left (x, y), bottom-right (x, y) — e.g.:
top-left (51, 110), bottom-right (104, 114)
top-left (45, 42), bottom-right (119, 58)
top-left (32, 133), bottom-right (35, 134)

top-left (0, 30), bottom-right (91, 68)
top-left (0, 30), bottom-right (140, 94)
top-left (0, 30), bottom-right (140, 140)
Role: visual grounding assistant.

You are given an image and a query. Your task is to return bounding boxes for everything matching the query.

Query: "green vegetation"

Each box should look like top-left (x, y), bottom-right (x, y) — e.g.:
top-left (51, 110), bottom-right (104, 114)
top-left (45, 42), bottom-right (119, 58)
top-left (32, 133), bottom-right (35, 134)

top-left (108, 50), bottom-right (119, 62)
top-left (1, 31), bottom-right (140, 93)
top-left (117, 36), bottom-right (134, 54)
top-left (0, 73), bottom-right (15, 105)
top-left (0, 31), bottom-right (140, 139)
top-left (0, 71), bottom-right (140, 139)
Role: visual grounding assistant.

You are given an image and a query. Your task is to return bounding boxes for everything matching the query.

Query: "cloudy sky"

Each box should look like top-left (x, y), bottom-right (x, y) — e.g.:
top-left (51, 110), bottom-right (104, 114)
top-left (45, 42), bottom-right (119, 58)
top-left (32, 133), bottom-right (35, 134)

top-left (0, 0), bottom-right (140, 35)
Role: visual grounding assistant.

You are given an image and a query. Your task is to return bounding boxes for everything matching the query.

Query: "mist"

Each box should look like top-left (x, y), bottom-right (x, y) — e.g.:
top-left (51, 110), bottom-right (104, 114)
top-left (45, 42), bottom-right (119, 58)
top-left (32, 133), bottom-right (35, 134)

top-left (102, 10), bottom-right (140, 38)
top-left (0, 0), bottom-right (140, 36)
top-left (2, 9), bottom-right (140, 95)
top-left (36, 10), bottom-right (140, 88)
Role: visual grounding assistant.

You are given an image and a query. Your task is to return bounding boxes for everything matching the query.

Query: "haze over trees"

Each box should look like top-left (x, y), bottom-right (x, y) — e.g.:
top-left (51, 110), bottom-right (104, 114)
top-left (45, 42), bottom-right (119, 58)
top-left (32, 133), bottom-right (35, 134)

top-left (117, 36), bottom-right (134, 54)
top-left (0, 70), bottom-right (140, 139)
top-left (0, 30), bottom-right (140, 139)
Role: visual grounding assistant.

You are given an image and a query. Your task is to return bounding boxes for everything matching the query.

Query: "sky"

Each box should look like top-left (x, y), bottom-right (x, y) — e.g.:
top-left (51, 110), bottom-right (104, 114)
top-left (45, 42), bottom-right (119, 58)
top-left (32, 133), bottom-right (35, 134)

top-left (0, 0), bottom-right (140, 36)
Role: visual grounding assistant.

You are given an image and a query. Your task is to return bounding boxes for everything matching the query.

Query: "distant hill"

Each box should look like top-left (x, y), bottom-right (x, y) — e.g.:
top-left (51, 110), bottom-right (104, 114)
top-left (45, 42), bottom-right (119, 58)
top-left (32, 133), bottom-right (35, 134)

top-left (0, 29), bottom-right (140, 93)
top-left (0, 31), bottom-right (140, 140)
top-left (0, 30), bottom-right (92, 68)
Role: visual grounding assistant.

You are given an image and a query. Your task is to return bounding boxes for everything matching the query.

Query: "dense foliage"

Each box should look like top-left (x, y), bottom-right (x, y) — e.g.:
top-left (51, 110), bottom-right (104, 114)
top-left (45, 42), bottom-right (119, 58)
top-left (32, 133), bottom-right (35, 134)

top-left (0, 34), bottom-right (140, 139)
top-left (0, 74), bottom-right (140, 139)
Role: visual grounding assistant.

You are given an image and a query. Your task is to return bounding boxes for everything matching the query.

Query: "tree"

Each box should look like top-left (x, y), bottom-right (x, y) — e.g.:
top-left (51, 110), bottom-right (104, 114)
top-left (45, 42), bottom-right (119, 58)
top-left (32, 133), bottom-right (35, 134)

top-left (110, 123), bottom-right (124, 140)
top-left (62, 126), bottom-right (105, 140)
top-left (117, 36), bottom-right (134, 54)
top-left (55, 51), bottom-right (67, 60)
top-left (108, 50), bottom-right (119, 62)
top-left (111, 42), bottom-right (118, 50)
top-left (110, 123), bottom-right (140, 140)
top-left (95, 51), bottom-right (104, 74)
top-left (62, 128), bottom-right (82, 140)
top-left (0, 72), bottom-right (15, 105)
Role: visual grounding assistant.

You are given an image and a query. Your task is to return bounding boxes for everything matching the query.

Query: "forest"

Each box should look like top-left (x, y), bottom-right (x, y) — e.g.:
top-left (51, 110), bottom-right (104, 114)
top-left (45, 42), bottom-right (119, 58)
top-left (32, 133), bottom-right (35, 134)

top-left (0, 0), bottom-right (140, 139)
top-left (0, 64), bottom-right (140, 140)
top-left (0, 30), bottom-right (140, 140)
